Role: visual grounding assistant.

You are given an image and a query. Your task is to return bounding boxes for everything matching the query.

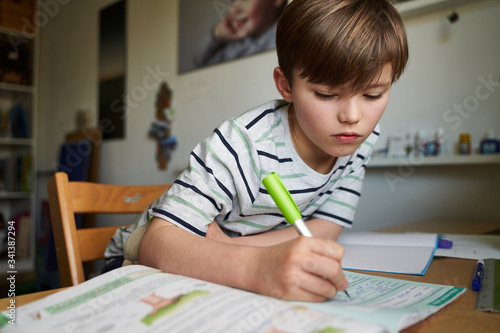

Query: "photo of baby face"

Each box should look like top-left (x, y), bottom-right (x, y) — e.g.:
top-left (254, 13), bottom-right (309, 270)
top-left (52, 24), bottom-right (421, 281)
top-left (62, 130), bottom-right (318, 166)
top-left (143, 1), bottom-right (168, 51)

top-left (178, 0), bottom-right (287, 73)
top-left (218, 0), bottom-right (286, 40)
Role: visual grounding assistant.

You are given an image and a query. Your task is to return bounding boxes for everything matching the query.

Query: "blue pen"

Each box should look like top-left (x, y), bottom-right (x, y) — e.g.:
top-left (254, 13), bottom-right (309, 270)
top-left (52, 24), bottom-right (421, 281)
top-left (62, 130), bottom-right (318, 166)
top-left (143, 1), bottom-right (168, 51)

top-left (263, 172), bottom-right (351, 300)
top-left (472, 260), bottom-right (484, 291)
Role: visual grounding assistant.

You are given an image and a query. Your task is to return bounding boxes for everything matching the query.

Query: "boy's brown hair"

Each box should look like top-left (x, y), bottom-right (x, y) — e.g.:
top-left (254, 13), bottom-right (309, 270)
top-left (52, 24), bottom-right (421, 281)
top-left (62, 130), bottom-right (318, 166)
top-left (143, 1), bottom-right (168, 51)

top-left (276, 0), bottom-right (408, 92)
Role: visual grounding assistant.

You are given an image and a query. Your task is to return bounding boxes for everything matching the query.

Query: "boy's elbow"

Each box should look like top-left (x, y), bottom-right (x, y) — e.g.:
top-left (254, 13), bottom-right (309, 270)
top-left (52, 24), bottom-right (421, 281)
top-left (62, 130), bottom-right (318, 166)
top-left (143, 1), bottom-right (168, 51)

top-left (137, 228), bottom-right (154, 267)
top-left (136, 218), bottom-right (168, 268)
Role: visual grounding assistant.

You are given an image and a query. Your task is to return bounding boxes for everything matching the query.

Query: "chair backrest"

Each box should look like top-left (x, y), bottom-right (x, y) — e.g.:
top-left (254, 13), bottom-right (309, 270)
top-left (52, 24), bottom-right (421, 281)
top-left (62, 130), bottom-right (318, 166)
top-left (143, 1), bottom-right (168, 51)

top-left (47, 171), bottom-right (171, 287)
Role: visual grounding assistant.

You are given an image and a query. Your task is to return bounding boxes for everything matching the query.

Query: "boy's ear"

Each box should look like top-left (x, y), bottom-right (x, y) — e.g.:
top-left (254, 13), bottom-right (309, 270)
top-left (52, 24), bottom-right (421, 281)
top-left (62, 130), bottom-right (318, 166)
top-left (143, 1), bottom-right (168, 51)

top-left (273, 67), bottom-right (293, 102)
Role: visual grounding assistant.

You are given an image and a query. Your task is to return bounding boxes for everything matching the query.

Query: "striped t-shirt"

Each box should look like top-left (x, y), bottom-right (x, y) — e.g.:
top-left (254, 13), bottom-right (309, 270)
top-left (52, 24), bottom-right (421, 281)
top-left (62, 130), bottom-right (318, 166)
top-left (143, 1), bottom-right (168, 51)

top-left (151, 100), bottom-right (379, 237)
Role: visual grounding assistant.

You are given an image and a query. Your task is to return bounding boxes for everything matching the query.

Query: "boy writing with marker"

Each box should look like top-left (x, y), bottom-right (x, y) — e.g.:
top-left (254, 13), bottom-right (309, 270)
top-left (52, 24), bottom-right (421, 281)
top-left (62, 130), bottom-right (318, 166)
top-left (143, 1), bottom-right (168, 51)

top-left (121, 0), bottom-right (408, 302)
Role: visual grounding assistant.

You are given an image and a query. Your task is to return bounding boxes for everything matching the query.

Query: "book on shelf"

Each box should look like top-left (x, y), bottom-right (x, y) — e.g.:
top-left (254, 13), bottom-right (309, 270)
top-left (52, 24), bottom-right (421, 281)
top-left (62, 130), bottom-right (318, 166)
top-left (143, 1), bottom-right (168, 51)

top-left (8, 103), bottom-right (29, 139)
top-left (18, 153), bottom-right (32, 192)
top-left (0, 153), bottom-right (32, 193)
top-left (0, 264), bottom-right (465, 333)
top-left (0, 148), bottom-right (32, 194)
top-left (0, 103), bottom-right (30, 139)
top-left (0, 154), bottom-right (7, 191)
top-left (0, 108), bottom-right (11, 138)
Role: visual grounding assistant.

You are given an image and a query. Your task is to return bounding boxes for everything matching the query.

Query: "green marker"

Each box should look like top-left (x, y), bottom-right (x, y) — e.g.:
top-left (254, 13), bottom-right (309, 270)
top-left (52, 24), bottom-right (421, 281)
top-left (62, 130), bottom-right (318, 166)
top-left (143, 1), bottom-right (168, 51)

top-left (263, 172), bottom-right (313, 237)
top-left (263, 172), bottom-right (351, 300)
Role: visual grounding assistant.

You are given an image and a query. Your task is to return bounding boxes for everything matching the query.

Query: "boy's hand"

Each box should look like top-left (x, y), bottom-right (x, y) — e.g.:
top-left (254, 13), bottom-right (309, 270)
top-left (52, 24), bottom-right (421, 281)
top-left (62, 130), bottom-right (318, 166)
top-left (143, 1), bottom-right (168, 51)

top-left (252, 237), bottom-right (348, 302)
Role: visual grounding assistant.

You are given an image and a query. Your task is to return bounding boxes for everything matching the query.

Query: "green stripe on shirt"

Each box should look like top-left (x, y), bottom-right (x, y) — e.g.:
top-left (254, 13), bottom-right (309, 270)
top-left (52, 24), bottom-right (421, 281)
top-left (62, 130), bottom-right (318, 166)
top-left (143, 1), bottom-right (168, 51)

top-left (229, 118), bottom-right (261, 179)
top-left (326, 198), bottom-right (356, 211)
top-left (202, 141), bottom-right (231, 174)
top-left (255, 117), bottom-right (282, 143)
top-left (224, 220), bottom-right (269, 229)
top-left (166, 194), bottom-right (213, 222)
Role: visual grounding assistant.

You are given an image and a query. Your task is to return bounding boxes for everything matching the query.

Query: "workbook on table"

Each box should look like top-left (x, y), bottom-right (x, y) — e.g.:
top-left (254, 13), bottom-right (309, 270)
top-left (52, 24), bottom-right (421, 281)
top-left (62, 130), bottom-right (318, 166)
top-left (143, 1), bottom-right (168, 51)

top-left (1, 264), bottom-right (465, 333)
top-left (337, 232), bottom-right (438, 275)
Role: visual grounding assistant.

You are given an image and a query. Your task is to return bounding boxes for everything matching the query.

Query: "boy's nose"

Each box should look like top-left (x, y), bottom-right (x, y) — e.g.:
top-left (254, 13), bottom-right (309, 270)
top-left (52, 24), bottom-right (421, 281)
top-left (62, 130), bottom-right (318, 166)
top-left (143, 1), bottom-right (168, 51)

top-left (338, 101), bottom-right (361, 124)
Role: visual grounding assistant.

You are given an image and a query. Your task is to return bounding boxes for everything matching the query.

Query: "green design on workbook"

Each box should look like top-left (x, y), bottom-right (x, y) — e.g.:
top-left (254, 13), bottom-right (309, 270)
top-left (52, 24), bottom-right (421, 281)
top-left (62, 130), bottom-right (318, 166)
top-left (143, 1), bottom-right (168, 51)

top-left (141, 290), bottom-right (209, 326)
top-left (313, 327), bottom-right (345, 333)
top-left (44, 269), bottom-right (159, 314)
top-left (428, 287), bottom-right (465, 306)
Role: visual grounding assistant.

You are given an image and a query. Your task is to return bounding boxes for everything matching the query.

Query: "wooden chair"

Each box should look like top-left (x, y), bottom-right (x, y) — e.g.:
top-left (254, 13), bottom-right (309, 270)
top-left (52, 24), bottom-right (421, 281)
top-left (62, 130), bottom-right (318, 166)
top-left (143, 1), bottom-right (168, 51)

top-left (47, 171), bottom-right (171, 287)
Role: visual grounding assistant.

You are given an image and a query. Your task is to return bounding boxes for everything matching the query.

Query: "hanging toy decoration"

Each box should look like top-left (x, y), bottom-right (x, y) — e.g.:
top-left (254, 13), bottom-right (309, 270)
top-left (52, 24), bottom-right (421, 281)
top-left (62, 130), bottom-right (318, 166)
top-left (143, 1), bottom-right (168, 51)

top-left (148, 82), bottom-right (177, 170)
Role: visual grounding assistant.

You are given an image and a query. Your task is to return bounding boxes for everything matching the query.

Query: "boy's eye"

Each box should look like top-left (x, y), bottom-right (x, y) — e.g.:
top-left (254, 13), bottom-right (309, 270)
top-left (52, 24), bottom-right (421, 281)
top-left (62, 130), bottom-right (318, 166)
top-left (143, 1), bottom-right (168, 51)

top-left (315, 92), bottom-right (336, 100)
top-left (364, 94), bottom-right (383, 100)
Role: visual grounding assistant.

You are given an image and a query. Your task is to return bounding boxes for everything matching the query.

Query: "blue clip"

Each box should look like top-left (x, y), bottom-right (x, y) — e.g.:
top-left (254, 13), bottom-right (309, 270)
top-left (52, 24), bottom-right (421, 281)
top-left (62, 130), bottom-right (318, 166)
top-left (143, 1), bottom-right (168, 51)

top-left (437, 238), bottom-right (453, 249)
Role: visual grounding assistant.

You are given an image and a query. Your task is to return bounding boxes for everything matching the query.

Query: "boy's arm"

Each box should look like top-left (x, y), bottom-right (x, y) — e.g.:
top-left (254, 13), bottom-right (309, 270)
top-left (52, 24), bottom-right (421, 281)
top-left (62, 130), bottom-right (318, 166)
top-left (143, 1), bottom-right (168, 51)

top-left (207, 218), bottom-right (343, 247)
top-left (138, 217), bottom-right (348, 302)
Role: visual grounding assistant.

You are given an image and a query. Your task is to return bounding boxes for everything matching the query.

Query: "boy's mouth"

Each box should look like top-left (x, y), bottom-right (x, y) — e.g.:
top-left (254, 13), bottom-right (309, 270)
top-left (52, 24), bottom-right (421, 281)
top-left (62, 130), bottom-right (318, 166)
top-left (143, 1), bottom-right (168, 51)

top-left (333, 133), bottom-right (361, 144)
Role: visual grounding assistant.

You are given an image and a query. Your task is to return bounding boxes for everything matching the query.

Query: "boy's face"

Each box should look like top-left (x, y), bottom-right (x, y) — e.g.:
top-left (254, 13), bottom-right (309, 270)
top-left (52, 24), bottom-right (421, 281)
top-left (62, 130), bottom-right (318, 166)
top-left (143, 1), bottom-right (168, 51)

top-left (274, 63), bottom-right (392, 172)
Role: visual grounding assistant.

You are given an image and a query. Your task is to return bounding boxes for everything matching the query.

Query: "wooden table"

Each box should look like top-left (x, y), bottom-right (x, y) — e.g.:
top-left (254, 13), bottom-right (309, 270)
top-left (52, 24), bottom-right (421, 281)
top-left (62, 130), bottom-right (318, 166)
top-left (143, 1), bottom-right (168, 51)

top-left (374, 218), bottom-right (500, 332)
top-left (1, 219), bottom-right (499, 332)
top-left (0, 288), bottom-right (66, 309)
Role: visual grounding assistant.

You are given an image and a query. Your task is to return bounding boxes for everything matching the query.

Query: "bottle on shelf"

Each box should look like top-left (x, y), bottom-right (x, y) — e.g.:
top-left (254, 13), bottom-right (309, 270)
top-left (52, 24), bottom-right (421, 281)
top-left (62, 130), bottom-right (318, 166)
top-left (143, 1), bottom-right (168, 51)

top-left (458, 133), bottom-right (471, 155)
top-left (480, 129), bottom-right (500, 154)
top-left (433, 128), bottom-right (445, 156)
top-left (414, 130), bottom-right (427, 157)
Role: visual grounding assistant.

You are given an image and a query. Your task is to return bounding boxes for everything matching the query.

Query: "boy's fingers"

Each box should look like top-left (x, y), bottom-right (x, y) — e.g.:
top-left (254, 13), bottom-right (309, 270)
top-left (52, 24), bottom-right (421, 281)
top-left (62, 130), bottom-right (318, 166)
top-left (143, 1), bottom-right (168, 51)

top-left (301, 254), bottom-right (348, 292)
top-left (307, 238), bottom-right (345, 261)
top-left (277, 270), bottom-right (337, 302)
top-left (301, 274), bottom-right (339, 300)
top-left (296, 238), bottom-right (349, 292)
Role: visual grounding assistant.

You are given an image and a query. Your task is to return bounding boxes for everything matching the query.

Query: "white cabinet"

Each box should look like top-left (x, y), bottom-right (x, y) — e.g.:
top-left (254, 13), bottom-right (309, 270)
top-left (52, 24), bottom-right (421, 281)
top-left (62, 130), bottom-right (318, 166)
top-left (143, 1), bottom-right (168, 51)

top-left (0, 28), bottom-right (37, 274)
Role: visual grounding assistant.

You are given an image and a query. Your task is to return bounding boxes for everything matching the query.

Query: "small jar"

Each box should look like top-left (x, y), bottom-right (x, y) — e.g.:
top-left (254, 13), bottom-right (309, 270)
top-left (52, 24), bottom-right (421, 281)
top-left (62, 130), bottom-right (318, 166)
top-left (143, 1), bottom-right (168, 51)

top-left (458, 133), bottom-right (471, 155)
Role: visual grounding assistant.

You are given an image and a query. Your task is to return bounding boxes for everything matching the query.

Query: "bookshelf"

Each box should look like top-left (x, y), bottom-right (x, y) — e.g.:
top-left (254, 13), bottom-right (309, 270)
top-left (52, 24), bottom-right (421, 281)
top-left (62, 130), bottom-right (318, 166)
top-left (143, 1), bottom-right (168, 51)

top-left (0, 25), bottom-right (37, 275)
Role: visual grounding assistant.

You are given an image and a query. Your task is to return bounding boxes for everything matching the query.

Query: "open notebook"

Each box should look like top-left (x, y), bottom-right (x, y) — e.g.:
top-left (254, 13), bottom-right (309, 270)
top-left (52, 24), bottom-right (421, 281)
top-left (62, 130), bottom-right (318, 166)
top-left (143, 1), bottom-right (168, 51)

top-left (338, 232), bottom-right (438, 275)
top-left (1, 265), bottom-right (465, 333)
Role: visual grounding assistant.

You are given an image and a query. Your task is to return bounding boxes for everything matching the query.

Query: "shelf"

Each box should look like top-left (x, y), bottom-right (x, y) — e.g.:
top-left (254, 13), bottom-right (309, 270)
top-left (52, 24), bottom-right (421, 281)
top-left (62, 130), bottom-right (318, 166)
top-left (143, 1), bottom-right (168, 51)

top-left (0, 191), bottom-right (31, 200)
top-left (0, 26), bottom-right (35, 39)
top-left (0, 138), bottom-right (33, 146)
top-left (369, 154), bottom-right (500, 167)
top-left (0, 82), bottom-right (35, 94)
top-left (396, 0), bottom-right (485, 17)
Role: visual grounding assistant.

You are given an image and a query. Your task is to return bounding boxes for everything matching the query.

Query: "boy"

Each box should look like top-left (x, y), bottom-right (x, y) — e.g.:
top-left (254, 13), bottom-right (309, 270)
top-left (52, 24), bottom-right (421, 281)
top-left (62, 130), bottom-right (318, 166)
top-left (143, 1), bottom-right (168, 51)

top-left (128, 0), bottom-right (408, 302)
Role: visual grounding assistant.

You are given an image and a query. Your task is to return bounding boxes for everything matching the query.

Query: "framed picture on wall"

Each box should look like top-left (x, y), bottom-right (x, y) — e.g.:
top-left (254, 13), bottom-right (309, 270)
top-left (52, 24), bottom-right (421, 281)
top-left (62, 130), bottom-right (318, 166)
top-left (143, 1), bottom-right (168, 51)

top-left (178, 0), bottom-right (287, 73)
top-left (98, 0), bottom-right (127, 140)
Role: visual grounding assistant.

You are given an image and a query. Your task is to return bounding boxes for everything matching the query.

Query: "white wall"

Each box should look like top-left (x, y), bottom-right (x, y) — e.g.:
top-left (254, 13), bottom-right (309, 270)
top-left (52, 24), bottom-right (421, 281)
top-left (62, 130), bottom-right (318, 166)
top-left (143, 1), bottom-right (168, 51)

top-left (37, 0), bottom-right (500, 229)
